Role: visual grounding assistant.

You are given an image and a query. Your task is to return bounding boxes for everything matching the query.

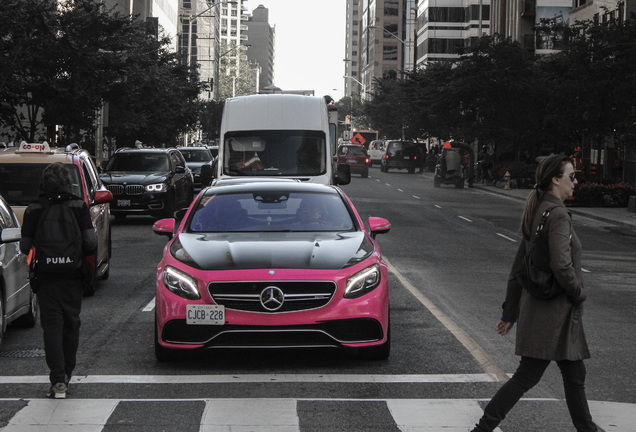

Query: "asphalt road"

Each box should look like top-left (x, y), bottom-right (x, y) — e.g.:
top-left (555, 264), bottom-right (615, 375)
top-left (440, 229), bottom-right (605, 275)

top-left (0, 168), bottom-right (634, 431)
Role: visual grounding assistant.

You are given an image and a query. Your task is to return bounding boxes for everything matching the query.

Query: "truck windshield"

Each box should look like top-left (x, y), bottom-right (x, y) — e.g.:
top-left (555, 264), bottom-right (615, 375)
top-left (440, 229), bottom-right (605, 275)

top-left (223, 130), bottom-right (326, 177)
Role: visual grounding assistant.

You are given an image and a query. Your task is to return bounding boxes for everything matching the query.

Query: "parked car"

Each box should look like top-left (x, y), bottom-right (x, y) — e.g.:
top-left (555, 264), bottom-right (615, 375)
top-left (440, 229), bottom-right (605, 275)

top-left (337, 144), bottom-right (369, 178)
top-left (152, 182), bottom-right (391, 360)
top-left (368, 140), bottom-right (385, 167)
top-left (177, 146), bottom-right (214, 189)
top-left (100, 147), bottom-right (194, 219)
top-left (0, 142), bottom-right (113, 296)
top-left (0, 193), bottom-right (38, 346)
top-left (380, 140), bottom-right (420, 174)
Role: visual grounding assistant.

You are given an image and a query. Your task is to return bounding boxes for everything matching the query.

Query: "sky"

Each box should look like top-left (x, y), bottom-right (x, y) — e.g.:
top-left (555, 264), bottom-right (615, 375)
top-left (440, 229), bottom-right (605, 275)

top-left (248, 0), bottom-right (347, 101)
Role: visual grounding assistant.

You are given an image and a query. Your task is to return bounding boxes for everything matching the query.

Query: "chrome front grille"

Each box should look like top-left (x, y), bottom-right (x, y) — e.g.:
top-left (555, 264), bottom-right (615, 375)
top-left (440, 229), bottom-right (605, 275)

top-left (125, 185), bottom-right (144, 195)
top-left (106, 185), bottom-right (124, 195)
top-left (106, 184), bottom-right (144, 195)
top-left (209, 281), bottom-right (336, 313)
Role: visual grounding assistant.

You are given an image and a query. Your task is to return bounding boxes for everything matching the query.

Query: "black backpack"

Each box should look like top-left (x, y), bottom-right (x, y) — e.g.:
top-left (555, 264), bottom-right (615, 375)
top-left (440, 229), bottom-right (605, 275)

top-left (34, 201), bottom-right (83, 272)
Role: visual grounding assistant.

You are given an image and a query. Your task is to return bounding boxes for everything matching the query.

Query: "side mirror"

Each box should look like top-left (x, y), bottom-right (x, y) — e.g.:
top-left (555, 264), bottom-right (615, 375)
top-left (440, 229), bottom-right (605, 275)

top-left (211, 158), bottom-right (218, 179)
top-left (153, 218), bottom-right (176, 239)
top-left (0, 227), bottom-right (22, 243)
top-left (335, 163), bottom-right (351, 186)
top-left (200, 164), bottom-right (213, 187)
top-left (95, 189), bottom-right (113, 204)
top-left (368, 217), bottom-right (390, 239)
top-left (175, 166), bottom-right (186, 174)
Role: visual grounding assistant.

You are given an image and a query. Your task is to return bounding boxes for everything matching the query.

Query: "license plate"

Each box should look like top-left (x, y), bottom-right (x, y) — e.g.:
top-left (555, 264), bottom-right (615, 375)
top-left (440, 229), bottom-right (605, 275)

top-left (403, 156), bottom-right (410, 160)
top-left (186, 304), bottom-right (225, 325)
top-left (117, 199), bottom-right (131, 207)
top-left (346, 159), bottom-right (357, 164)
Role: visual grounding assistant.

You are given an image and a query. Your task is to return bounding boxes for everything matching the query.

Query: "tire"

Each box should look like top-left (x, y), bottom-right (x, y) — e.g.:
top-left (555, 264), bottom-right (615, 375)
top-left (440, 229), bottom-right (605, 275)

top-left (368, 161), bottom-right (373, 168)
top-left (14, 290), bottom-right (38, 328)
top-left (455, 179), bottom-right (464, 189)
top-left (362, 170), bottom-right (369, 178)
top-left (83, 261), bottom-right (96, 297)
top-left (408, 167), bottom-right (415, 174)
top-left (434, 177), bottom-right (441, 188)
top-left (0, 290), bottom-right (5, 348)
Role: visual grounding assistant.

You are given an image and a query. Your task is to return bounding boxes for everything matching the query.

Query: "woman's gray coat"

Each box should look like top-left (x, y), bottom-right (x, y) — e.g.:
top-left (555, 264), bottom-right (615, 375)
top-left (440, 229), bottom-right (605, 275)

top-left (503, 193), bottom-right (590, 361)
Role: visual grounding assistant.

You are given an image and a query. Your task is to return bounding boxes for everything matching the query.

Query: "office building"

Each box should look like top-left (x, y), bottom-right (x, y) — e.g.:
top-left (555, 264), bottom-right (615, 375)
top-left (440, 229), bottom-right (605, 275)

top-left (245, 4), bottom-right (275, 93)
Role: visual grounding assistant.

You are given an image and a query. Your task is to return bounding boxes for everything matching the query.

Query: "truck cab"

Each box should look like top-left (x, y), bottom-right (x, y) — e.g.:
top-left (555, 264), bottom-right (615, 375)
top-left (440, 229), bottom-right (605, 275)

top-left (216, 94), bottom-right (349, 185)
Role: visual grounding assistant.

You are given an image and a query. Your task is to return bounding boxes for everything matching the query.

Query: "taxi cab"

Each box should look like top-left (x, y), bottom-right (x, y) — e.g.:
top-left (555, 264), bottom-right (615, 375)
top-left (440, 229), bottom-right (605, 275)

top-left (0, 142), bottom-right (113, 296)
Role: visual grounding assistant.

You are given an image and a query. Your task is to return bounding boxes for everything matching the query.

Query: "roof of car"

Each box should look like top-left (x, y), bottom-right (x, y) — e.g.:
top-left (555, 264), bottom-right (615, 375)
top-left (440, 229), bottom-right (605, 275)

top-left (202, 180), bottom-right (339, 197)
top-left (114, 147), bottom-right (175, 154)
top-left (0, 142), bottom-right (87, 165)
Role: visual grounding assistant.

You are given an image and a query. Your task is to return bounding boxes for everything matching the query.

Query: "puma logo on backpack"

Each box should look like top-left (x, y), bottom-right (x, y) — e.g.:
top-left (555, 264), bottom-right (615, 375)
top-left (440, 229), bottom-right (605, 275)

top-left (34, 201), bottom-right (83, 272)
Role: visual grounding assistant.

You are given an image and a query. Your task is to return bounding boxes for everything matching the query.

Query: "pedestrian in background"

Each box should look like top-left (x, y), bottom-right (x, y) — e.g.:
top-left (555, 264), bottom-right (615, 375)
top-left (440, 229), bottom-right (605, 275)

top-left (20, 163), bottom-right (96, 399)
top-left (470, 154), bottom-right (599, 432)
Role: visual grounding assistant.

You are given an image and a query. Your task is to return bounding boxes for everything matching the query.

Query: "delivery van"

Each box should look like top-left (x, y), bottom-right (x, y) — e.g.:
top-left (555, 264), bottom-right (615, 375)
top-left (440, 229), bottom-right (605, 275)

top-left (216, 94), bottom-right (350, 185)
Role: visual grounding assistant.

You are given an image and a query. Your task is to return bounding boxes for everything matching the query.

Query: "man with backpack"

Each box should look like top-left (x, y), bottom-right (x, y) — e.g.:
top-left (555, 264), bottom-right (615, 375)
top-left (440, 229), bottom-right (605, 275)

top-left (20, 162), bottom-right (96, 399)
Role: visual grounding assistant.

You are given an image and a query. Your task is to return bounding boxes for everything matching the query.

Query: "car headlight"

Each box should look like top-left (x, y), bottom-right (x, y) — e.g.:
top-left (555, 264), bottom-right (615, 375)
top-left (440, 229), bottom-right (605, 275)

top-left (162, 266), bottom-right (200, 300)
top-left (146, 183), bottom-right (167, 192)
top-left (344, 264), bottom-right (381, 299)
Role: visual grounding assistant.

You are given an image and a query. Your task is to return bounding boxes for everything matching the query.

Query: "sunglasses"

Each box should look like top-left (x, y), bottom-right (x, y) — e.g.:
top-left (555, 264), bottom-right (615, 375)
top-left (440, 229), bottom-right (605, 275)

top-left (563, 172), bottom-right (576, 182)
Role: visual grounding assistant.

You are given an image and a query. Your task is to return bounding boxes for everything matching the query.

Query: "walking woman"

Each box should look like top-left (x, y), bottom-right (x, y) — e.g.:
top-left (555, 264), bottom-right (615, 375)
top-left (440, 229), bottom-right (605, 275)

top-left (471, 154), bottom-right (599, 432)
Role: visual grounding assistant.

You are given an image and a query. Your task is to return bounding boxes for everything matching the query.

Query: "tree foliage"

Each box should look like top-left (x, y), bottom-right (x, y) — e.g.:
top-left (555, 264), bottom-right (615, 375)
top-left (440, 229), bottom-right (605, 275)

top-left (350, 12), bottom-right (636, 167)
top-left (0, 0), bottom-right (203, 147)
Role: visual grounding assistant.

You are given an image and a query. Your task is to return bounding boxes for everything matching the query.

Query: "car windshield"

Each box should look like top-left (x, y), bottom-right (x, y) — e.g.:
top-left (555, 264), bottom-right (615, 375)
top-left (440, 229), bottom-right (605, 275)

top-left (222, 130), bottom-right (326, 177)
top-left (188, 191), bottom-right (355, 233)
top-left (106, 153), bottom-right (170, 172)
top-left (179, 149), bottom-right (212, 163)
top-left (339, 146), bottom-right (366, 157)
top-left (0, 163), bottom-right (83, 206)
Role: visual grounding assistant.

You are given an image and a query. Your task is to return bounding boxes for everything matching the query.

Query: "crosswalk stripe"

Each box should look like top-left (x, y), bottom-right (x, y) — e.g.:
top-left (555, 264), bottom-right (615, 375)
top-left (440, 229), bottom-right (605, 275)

top-left (4, 399), bottom-right (118, 432)
top-left (0, 398), bottom-right (633, 432)
top-left (201, 399), bottom-right (299, 432)
top-left (387, 399), bottom-right (503, 432)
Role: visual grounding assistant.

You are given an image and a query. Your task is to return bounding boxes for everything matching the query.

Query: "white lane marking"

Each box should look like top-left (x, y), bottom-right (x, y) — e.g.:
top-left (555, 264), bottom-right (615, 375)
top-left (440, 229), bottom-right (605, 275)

top-left (496, 233), bottom-right (518, 242)
top-left (201, 399), bottom-right (299, 432)
top-left (384, 257), bottom-right (509, 382)
top-left (142, 297), bottom-right (155, 312)
top-left (582, 268), bottom-right (591, 273)
top-left (0, 374), bottom-right (501, 385)
top-left (397, 188), bottom-right (404, 192)
top-left (434, 205), bottom-right (442, 209)
top-left (385, 183), bottom-right (391, 186)
top-left (412, 195), bottom-right (420, 200)
top-left (6, 399), bottom-right (118, 431)
top-left (458, 216), bottom-right (472, 222)
top-left (589, 400), bottom-right (636, 432)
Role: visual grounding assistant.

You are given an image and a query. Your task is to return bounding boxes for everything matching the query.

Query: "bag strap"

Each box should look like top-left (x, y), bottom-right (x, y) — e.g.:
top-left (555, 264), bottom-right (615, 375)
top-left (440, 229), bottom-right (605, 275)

top-left (531, 205), bottom-right (559, 245)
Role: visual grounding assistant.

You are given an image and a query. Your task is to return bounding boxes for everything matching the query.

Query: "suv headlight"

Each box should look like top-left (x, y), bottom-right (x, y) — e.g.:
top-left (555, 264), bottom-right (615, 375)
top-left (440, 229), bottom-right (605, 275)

top-left (344, 264), bottom-right (381, 299)
top-left (163, 266), bottom-right (200, 300)
top-left (146, 183), bottom-right (167, 192)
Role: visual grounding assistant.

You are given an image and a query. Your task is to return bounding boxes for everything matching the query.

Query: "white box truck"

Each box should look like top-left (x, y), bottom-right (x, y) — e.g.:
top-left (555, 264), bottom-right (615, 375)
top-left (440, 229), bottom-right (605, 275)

top-left (214, 94), bottom-right (350, 185)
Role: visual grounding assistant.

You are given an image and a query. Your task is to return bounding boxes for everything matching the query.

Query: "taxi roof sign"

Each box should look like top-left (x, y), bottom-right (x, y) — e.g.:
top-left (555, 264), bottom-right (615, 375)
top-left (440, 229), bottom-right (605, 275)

top-left (18, 141), bottom-right (52, 153)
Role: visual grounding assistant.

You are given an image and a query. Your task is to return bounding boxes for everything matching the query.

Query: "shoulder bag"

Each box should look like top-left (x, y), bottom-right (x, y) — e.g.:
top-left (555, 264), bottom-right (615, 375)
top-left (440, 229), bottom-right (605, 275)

top-left (516, 206), bottom-right (563, 300)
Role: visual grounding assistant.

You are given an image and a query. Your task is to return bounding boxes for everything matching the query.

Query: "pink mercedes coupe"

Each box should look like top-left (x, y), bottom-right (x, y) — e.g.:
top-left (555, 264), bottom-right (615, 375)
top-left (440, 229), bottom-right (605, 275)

top-left (152, 181), bottom-right (391, 360)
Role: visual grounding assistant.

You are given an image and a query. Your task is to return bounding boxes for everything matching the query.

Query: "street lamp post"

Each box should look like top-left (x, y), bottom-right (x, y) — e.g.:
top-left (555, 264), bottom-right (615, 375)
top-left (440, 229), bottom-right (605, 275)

top-left (368, 25), bottom-right (413, 73)
top-left (343, 75), bottom-right (366, 100)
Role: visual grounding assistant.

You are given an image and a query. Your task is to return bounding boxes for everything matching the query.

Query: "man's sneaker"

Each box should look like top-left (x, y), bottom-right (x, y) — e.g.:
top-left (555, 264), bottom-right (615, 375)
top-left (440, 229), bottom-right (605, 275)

top-left (46, 382), bottom-right (67, 399)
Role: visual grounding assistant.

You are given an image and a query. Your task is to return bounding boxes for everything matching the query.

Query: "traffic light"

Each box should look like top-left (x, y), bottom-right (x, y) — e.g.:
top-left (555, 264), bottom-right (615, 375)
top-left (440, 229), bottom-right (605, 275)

top-left (345, 115), bottom-right (351, 125)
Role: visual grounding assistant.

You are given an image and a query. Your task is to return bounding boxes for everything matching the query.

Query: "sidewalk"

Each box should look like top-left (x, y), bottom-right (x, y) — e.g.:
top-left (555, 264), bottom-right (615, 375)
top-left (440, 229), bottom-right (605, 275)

top-left (472, 183), bottom-right (636, 232)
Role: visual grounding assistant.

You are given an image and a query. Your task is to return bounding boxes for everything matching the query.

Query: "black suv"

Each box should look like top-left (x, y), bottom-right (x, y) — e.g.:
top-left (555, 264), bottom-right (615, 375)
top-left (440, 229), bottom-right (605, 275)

top-left (380, 140), bottom-right (420, 174)
top-left (176, 146), bottom-right (214, 189)
top-left (100, 148), bottom-right (194, 219)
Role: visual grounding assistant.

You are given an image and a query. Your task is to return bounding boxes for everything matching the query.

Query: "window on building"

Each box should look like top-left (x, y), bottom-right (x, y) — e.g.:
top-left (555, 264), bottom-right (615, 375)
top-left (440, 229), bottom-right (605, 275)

top-left (384, 1), bottom-right (398, 16)
top-left (384, 23), bottom-right (398, 37)
top-left (383, 45), bottom-right (398, 61)
top-left (429, 7), bottom-right (465, 23)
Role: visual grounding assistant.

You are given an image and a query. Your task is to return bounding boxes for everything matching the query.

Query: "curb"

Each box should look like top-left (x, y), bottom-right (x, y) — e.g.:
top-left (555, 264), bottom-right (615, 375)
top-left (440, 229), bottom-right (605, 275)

top-left (473, 184), bottom-right (636, 232)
